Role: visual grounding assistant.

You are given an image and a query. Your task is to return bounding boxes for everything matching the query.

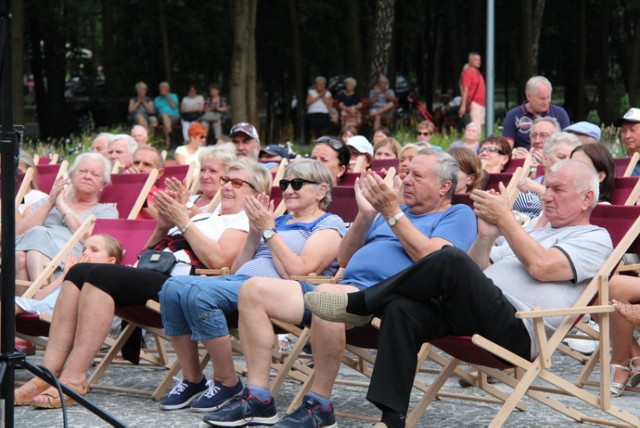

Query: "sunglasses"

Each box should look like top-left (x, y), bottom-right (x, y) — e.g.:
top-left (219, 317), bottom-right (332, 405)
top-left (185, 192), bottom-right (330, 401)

top-left (478, 147), bottom-right (504, 155)
top-left (316, 136), bottom-right (345, 151)
top-left (279, 178), bottom-right (318, 191)
top-left (417, 131), bottom-right (433, 136)
top-left (220, 176), bottom-right (256, 190)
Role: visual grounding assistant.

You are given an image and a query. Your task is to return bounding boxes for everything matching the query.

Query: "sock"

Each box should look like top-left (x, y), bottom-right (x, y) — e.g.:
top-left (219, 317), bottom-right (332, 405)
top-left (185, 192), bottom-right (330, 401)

top-left (346, 292), bottom-right (369, 315)
top-left (247, 385), bottom-right (271, 402)
top-left (307, 391), bottom-right (332, 410)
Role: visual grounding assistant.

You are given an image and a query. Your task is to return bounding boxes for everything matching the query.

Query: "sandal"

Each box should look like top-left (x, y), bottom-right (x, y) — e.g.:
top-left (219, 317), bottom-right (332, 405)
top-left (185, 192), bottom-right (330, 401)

top-left (610, 364), bottom-right (630, 397)
top-left (14, 377), bottom-right (50, 406)
top-left (613, 301), bottom-right (640, 326)
top-left (31, 378), bottom-right (89, 409)
top-left (628, 356), bottom-right (640, 388)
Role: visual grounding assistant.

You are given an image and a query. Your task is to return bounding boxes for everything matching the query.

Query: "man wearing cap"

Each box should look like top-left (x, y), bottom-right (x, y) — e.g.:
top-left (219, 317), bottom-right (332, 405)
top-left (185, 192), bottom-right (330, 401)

top-left (259, 145), bottom-right (288, 172)
top-left (502, 76), bottom-right (570, 150)
top-left (347, 135), bottom-right (373, 172)
top-left (229, 122), bottom-right (261, 160)
top-left (564, 121), bottom-right (601, 145)
top-left (614, 108), bottom-right (640, 176)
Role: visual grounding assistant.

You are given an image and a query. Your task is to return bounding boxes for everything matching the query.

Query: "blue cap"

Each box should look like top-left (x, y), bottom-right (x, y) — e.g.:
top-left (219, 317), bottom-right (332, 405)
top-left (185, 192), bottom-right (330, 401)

top-left (563, 121), bottom-right (601, 142)
top-left (260, 145), bottom-right (288, 158)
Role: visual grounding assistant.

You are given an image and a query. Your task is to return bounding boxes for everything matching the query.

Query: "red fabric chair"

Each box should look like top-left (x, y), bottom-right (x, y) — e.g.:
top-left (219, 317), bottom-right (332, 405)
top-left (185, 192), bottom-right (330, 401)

top-left (155, 164), bottom-right (189, 189)
top-left (100, 170), bottom-right (159, 219)
top-left (326, 186), bottom-right (358, 224)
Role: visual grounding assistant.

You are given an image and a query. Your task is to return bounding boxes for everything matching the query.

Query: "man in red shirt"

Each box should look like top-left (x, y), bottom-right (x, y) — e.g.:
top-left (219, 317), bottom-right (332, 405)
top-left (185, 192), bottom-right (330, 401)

top-left (459, 52), bottom-right (486, 126)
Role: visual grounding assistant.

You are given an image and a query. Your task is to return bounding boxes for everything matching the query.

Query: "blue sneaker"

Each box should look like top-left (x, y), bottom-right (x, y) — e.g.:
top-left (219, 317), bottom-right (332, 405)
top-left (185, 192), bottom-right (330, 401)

top-left (191, 379), bottom-right (243, 413)
top-left (159, 377), bottom-right (208, 410)
top-left (203, 389), bottom-right (278, 426)
top-left (274, 395), bottom-right (336, 427)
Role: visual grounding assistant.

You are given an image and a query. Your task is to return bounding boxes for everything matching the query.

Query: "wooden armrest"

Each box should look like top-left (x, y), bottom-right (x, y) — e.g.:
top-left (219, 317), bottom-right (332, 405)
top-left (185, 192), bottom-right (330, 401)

top-left (515, 304), bottom-right (614, 319)
top-left (196, 267), bottom-right (230, 276)
top-left (146, 299), bottom-right (161, 313)
top-left (39, 312), bottom-right (53, 323)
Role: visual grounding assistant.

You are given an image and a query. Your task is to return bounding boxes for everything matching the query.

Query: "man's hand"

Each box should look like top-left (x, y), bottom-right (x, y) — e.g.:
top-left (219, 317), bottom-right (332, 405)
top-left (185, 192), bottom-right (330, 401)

top-left (357, 171), bottom-right (399, 219)
top-left (470, 184), bottom-right (511, 227)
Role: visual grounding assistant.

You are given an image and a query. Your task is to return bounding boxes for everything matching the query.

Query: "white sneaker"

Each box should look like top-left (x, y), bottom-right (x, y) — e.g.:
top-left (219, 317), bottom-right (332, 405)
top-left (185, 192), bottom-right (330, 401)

top-left (563, 317), bottom-right (599, 355)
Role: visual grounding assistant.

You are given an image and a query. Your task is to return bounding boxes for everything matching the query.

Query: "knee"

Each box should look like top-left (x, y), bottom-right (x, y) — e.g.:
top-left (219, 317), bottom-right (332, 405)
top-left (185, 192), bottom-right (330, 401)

top-left (238, 277), bottom-right (263, 306)
top-left (81, 283), bottom-right (114, 305)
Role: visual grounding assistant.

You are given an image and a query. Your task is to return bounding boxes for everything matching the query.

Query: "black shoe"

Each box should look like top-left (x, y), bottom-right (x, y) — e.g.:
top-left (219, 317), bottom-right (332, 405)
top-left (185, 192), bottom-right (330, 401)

top-left (274, 395), bottom-right (336, 427)
top-left (203, 389), bottom-right (278, 426)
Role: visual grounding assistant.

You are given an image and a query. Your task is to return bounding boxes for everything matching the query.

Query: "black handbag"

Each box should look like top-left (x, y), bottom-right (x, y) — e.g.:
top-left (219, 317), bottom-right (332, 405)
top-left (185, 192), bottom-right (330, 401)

top-left (137, 250), bottom-right (177, 275)
top-left (180, 111), bottom-right (201, 121)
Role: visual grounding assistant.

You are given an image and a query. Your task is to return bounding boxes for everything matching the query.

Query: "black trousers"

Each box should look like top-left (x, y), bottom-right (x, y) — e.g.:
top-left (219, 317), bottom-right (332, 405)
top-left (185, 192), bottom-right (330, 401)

top-left (364, 246), bottom-right (531, 415)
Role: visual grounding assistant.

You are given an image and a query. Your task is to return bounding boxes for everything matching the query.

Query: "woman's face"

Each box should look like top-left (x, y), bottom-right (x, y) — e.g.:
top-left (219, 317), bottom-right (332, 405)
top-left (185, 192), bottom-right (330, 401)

top-left (81, 235), bottom-right (117, 264)
top-left (71, 158), bottom-right (107, 195)
top-left (399, 147), bottom-right (418, 179)
top-left (316, 80), bottom-right (326, 92)
top-left (478, 142), bottom-right (508, 173)
top-left (374, 144), bottom-right (397, 160)
top-left (219, 168), bottom-right (257, 214)
top-left (543, 142), bottom-right (574, 173)
top-left (345, 80), bottom-right (355, 92)
top-left (209, 87), bottom-right (220, 97)
top-left (281, 173), bottom-right (325, 215)
top-left (372, 130), bottom-right (387, 144)
top-left (187, 87), bottom-right (197, 98)
top-left (190, 133), bottom-right (207, 146)
top-left (199, 158), bottom-right (225, 198)
top-left (456, 170), bottom-right (473, 193)
top-left (416, 127), bottom-right (433, 143)
top-left (464, 125), bottom-right (480, 142)
top-left (136, 86), bottom-right (147, 97)
top-left (311, 144), bottom-right (344, 185)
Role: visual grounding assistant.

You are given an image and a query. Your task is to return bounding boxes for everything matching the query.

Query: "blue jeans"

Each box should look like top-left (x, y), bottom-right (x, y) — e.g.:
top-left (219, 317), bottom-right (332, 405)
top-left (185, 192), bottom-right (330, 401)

top-left (159, 274), bottom-right (251, 341)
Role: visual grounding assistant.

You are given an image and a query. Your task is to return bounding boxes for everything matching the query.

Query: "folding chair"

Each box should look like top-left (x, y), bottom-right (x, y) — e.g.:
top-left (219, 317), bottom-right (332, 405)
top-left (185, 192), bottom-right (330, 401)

top-left (613, 153), bottom-right (640, 177)
top-left (370, 158), bottom-right (399, 172)
top-left (35, 160), bottom-right (68, 194)
top-left (15, 168), bottom-right (34, 210)
top-left (100, 170), bottom-right (159, 219)
top-left (610, 176), bottom-right (640, 206)
top-left (155, 164), bottom-right (189, 189)
top-left (406, 204), bottom-right (640, 427)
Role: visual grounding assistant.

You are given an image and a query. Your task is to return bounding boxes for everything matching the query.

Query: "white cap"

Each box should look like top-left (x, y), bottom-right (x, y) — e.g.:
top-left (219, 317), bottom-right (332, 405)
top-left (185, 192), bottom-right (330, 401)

top-left (613, 108), bottom-right (640, 127)
top-left (346, 135), bottom-right (374, 158)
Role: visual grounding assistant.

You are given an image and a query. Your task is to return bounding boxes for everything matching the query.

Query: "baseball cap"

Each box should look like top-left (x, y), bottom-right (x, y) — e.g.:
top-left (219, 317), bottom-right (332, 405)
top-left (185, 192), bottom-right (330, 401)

top-left (229, 122), bottom-right (260, 143)
top-left (563, 122), bottom-right (601, 142)
top-left (613, 108), bottom-right (640, 127)
top-left (346, 135), bottom-right (374, 157)
top-left (260, 145), bottom-right (288, 158)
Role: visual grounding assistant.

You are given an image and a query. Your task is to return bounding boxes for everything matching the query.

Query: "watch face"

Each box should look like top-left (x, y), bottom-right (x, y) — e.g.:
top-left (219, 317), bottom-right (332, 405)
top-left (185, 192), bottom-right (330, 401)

top-left (263, 228), bottom-right (276, 241)
top-left (388, 217), bottom-right (397, 226)
top-left (185, 201), bottom-right (195, 209)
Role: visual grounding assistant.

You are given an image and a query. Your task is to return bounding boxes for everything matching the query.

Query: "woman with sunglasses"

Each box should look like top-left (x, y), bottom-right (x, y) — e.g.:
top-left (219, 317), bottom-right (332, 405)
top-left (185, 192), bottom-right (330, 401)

top-left (310, 135), bottom-right (351, 185)
top-left (477, 135), bottom-right (512, 174)
top-left (22, 158), bottom-right (271, 409)
top-left (157, 158), bottom-right (346, 413)
top-left (174, 122), bottom-right (207, 166)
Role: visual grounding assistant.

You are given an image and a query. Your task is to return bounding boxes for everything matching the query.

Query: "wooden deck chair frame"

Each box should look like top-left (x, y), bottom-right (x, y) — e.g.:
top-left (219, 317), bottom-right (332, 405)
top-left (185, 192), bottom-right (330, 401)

top-left (272, 158), bottom-right (289, 186)
top-left (34, 160), bottom-right (68, 195)
top-left (615, 152), bottom-right (640, 177)
top-left (12, 167), bottom-right (34, 211)
top-left (404, 204), bottom-right (640, 427)
top-left (612, 176), bottom-right (640, 206)
top-left (101, 169), bottom-right (159, 219)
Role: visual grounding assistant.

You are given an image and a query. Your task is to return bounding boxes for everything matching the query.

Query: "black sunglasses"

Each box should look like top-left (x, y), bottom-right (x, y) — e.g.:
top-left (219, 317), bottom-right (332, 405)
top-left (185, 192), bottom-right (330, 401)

top-left (220, 176), bottom-right (257, 191)
top-left (279, 178), bottom-right (318, 191)
top-left (316, 136), bottom-right (344, 151)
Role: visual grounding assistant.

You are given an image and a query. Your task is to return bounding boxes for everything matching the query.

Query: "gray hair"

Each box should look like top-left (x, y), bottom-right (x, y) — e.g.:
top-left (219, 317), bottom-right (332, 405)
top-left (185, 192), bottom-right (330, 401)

top-left (465, 122), bottom-right (482, 133)
top-left (134, 81), bottom-right (148, 91)
top-left (532, 116), bottom-right (561, 133)
top-left (550, 159), bottom-right (599, 208)
top-left (134, 146), bottom-right (164, 168)
top-left (344, 77), bottom-right (357, 87)
top-left (525, 76), bottom-right (553, 95)
top-left (131, 124), bottom-right (148, 136)
top-left (315, 76), bottom-right (327, 84)
top-left (109, 134), bottom-right (138, 155)
top-left (284, 158), bottom-right (334, 209)
top-left (69, 152), bottom-right (112, 186)
top-left (416, 148), bottom-right (459, 199)
top-left (199, 145), bottom-right (236, 167)
top-left (226, 157), bottom-right (272, 195)
top-left (18, 149), bottom-right (36, 169)
top-left (542, 132), bottom-right (582, 156)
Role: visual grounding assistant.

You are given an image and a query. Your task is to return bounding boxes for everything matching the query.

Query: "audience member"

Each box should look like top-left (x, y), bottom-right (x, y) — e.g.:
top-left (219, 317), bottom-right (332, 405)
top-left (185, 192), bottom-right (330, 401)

top-left (15, 153), bottom-right (118, 284)
top-left (127, 146), bottom-right (165, 220)
top-left (368, 74), bottom-right (397, 131)
top-left (614, 108), bottom-right (640, 176)
top-left (154, 81), bottom-right (180, 148)
top-left (512, 116), bottom-right (561, 167)
top-left (180, 84), bottom-right (205, 143)
top-left (107, 134), bottom-right (137, 172)
top-left (203, 149), bottom-right (476, 427)
top-left (347, 135), bottom-right (373, 172)
top-left (310, 136), bottom-right (351, 185)
top-left (458, 53), bottom-right (486, 125)
top-left (449, 122), bottom-right (481, 152)
top-left (259, 145), bottom-right (288, 172)
top-left (200, 84), bottom-right (229, 142)
top-left (306, 76), bottom-right (333, 141)
top-left (19, 158), bottom-right (270, 409)
top-left (448, 147), bottom-right (485, 193)
top-left (373, 137), bottom-right (401, 160)
top-left (17, 150), bottom-right (47, 211)
top-left (229, 122), bottom-right (261, 160)
top-left (570, 144), bottom-right (615, 204)
top-left (130, 125), bottom-right (149, 146)
top-left (127, 81), bottom-right (155, 129)
top-left (340, 125), bottom-right (357, 144)
top-left (478, 135), bottom-right (512, 173)
top-left (216, 135), bottom-right (232, 145)
top-left (415, 120), bottom-right (441, 149)
top-left (502, 76), bottom-right (570, 150)
top-left (158, 159), bottom-right (345, 413)
top-left (338, 77), bottom-right (363, 131)
top-left (398, 143), bottom-right (419, 180)
top-left (174, 123), bottom-right (207, 166)
top-left (372, 127), bottom-right (391, 145)
top-left (304, 160), bottom-right (610, 426)
top-left (564, 121), bottom-right (601, 144)
top-left (91, 132), bottom-right (113, 158)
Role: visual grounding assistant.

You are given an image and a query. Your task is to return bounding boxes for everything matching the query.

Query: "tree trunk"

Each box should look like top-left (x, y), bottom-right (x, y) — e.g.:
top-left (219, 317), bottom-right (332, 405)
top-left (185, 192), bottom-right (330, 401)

top-left (369, 0), bottom-right (395, 88)
top-left (102, 0), bottom-right (118, 125)
top-left (530, 0), bottom-right (545, 74)
top-left (43, 0), bottom-right (66, 139)
top-left (597, 0), bottom-right (611, 124)
top-left (346, 0), bottom-right (366, 97)
top-left (445, 0), bottom-right (461, 94)
top-left (11, 0), bottom-right (24, 126)
top-left (575, 0), bottom-right (587, 118)
top-left (27, 8), bottom-right (48, 138)
top-left (288, 0), bottom-right (304, 141)
top-left (519, 0), bottom-right (533, 94)
top-left (246, 0), bottom-right (258, 125)
top-left (627, 6), bottom-right (640, 106)
top-left (230, 0), bottom-right (257, 124)
top-left (158, 0), bottom-right (171, 82)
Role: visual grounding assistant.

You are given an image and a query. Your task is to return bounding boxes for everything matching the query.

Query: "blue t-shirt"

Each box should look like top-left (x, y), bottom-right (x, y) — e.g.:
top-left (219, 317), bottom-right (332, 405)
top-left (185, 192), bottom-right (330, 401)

top-left (502, 102), bottom-right (570, 150)
top-left (341, 204), bottom-right (477, 288)
top-left (154, 93), bottom-right (180, 117)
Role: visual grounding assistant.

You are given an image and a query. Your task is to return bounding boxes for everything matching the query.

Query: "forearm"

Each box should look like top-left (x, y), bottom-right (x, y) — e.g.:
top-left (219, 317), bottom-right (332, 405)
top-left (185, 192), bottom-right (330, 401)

top-left (231, 233), bottom-right (261, 272)
top-left (16, 203), bottom-right (53, 235)
top-left (183, 228), bottom-right (230, 269)
top-left (144, 227), bottom-right (171, 249)
top-left (466, 236), bottom-right (495, 270)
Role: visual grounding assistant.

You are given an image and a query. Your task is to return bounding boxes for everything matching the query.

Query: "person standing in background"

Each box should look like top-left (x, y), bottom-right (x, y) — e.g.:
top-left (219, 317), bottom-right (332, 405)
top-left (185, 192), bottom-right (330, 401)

top-left (459, 53), bottom-right (486, 126)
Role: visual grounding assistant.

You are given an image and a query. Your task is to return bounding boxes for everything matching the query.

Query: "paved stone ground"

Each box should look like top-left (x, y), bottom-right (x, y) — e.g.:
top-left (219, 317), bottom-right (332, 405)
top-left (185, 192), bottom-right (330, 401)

top-left (10, 345), bottom-right (640, 427)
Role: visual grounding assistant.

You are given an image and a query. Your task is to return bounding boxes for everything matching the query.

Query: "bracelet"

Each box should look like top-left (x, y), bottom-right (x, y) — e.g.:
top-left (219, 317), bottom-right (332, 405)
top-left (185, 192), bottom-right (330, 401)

top-left (179, 220), bottom-right (193, 234)
top-left (62, 209), bottom-right (73, 219)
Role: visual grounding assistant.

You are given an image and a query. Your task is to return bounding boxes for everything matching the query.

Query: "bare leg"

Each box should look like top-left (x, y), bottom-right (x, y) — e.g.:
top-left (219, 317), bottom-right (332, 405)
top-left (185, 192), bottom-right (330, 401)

top-left (609, 275), bottom-right (640, 384)
top-left (15, 250), bottom-right (29, 281)
top-left (161, 113), bottom-right (172, 148)
top-left (168, 335), bottom-right (205, 383)
top-left (201, 335), bottom-right (238, 386)
top-left (25, 250), bottom-right (52, 282)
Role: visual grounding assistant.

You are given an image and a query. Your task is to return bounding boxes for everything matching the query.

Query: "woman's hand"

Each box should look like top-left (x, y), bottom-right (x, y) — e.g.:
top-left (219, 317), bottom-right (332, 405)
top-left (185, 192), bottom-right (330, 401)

top-left (164, 177), bottom-right (191, 205)
top-left (244, 193), bottom-right (275, 234)
top-left (63, 253), bottom-right (91, 275)
top-left (153, 191), bottom-right (190, 228)
top-left (517, 177), bottom-right (545, 196)
top-left (48, 177), bottom-right (69, 206)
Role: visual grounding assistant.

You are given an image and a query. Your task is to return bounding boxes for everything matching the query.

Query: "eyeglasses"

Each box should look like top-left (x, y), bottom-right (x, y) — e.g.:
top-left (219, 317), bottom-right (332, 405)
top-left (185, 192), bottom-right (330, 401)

top-left (417, 131), bottom-right (433, 136)
top-left (279, 178), bottom-right (318, 191)
top-left (220, 176), bottom-right (256, 191)
top-left (478, 147), bottom-right (504, 155)
top-left (316, 136), bottom-right (345, 151)
top-left (530, 132), bottom-right (551, 140)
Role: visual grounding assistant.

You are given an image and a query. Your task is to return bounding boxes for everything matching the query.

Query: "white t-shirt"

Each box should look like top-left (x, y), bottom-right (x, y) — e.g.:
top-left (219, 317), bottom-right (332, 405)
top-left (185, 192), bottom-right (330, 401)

top-left (307, 89), bottom-right (332, 114)
top-left (181, 95), bottom-right (204, 111)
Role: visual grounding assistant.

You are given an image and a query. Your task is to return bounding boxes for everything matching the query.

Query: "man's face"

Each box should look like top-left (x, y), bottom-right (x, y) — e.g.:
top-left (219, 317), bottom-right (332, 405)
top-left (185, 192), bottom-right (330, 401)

top-left (530, 121), bottom-right (556, 151)
top-left (159, 82), bottom-right (170, 95)
top-left (132, 149), bottom-right (161, 174)
top-left (231, 133), bottom-right (260, 159)
top-left (108, 140), bottom-right (133, 166)
top-left (91, 136), bottom-right (109, 157)
top-left (469, 55), bottom-right (481, 68)
top-left (621, 122), bottom-right (640, 154)
top-left (542, 166), bottom-right (591, 228)
top-left (526, 84), bottom-right (551, 114)
top-left (131, 127), bottom-right (148, 145)
top-left (402, 154), bottom-right (451, 214)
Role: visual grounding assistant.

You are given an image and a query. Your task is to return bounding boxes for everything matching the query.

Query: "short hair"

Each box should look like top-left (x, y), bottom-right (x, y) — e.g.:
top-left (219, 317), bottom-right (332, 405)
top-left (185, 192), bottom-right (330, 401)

top-left (570, 144), bottom-right (615, 203)
top-left (416, 147), bottom-right (459, 199)
top-left (314, 136), bottom-right (351, 169)
top-left (315, 76), bottom-right (327, 84)
top-left (134, 146), bottom-right (164, 168)
top-left (447, 147), bottom-right (485, 192)
top-left (284, 158), bottom-right (334, 209)
top-left (208, 83), bottom-right (220, 91)
top-left (109, 134), bottom-right (137, 154)
top-left (542, 132), bottom-right (582, 156)
top-left (131, 124), bottom-right (148, 137)
top-left (226, 157), bottom-right (272, 195)
top-left (199, 145), bottom-right (236, 167)
top-left (375, 127), bottom-right (391, 137)
top-left (344, 77), bottom-right (357, 87)
top-left (480, 135), bottom-right (513, 160)
top-left (400, 143), bottom-right (420, 158)
top-left (468, 52), bottom-right (481, 60)
top-left (417, 120), bottom-right (436, 133)
top-left (188, 122), bottom-right (207, 138)
top-left (134, 81), bottom-right (147, 91)
top-left (465, 121), bottom-right (482, 133)
top-left (550, 159), bottom-right (599, 208)
top-left (525, 76), bottom-right (553, 95)
top-left (91, 234), bottom-right (124, 265)
top-left (532, 116), bottom-right (561, 133)
top-left (69, 152), bottom-right (112, 185)
top-left (18, 149), bottom-right (35, 169)
top-left (377, 74), bottom-right (389, 84)
top-left (373, 137), bottom-right (402, 158)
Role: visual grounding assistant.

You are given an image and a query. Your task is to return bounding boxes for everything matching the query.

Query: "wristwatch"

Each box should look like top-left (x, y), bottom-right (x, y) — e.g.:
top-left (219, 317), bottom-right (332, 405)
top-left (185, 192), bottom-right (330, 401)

top-left (185, 201), bottom-right (195, 210)
top-left (263, 228), bottom-right (278, 242)
top-left (387, 211), bottom-right (405, 227)
top-left (179, 220), bottom-right (193, 234)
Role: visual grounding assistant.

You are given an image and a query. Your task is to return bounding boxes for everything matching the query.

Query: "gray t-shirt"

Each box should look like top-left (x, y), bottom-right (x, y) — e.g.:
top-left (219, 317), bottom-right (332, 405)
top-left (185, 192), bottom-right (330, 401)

top-left (485, 224), bottom-right (613, 358)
